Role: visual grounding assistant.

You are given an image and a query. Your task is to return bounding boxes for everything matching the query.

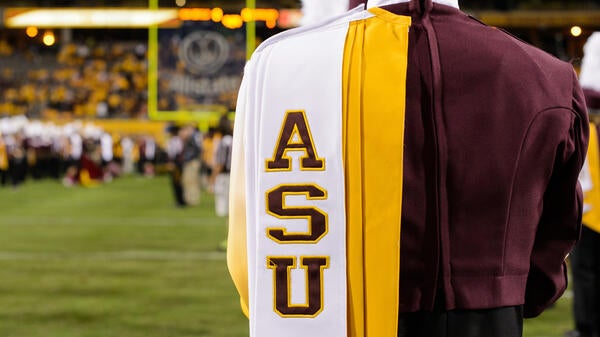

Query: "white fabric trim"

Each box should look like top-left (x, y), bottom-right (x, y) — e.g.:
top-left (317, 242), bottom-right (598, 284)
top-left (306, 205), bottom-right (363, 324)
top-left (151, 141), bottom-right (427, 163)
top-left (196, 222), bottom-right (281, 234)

top-left (255, 5), bottom-right (369, 54)
top-left (241, 9), bottom-right (361, 337)
top-left (367, 0), bottom-right (459, 9)
top-left (580, 157), bottom-right (593, 213)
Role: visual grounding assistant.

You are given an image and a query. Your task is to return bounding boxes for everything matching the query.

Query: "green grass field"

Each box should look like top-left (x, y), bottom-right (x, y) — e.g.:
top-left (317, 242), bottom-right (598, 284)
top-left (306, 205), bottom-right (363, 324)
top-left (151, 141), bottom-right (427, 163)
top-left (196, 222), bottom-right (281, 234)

top-left (0, 175), bottom-right (574, 337)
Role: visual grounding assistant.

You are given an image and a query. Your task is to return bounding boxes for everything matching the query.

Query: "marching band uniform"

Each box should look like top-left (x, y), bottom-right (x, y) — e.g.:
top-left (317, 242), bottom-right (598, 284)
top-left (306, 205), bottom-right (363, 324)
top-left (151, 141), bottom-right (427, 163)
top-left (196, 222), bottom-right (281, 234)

top-left (228, 1), bottom-right (589, 336)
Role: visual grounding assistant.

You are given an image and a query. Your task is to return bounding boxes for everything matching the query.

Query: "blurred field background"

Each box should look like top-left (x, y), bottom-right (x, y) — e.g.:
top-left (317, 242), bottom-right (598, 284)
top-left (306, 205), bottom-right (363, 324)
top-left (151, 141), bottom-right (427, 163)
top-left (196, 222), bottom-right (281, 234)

top-left (0, 176), bottom-right (246, 337)
top-left (0, 175), bottom-right (575, 337)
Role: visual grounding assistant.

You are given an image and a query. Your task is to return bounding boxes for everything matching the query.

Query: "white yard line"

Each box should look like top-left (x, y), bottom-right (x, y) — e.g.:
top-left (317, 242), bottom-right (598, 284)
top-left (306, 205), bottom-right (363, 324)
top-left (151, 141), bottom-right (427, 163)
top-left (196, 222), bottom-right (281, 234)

top-left (0, 250), bottom-right (226, 261)
top-left (0, 216), bottom-right (223, 226)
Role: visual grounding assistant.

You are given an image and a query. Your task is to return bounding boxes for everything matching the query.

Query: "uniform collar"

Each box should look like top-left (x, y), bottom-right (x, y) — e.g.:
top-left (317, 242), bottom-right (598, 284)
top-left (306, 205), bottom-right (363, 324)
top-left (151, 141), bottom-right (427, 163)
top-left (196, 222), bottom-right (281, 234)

top-left (366, 0), bottom-right (459, 9)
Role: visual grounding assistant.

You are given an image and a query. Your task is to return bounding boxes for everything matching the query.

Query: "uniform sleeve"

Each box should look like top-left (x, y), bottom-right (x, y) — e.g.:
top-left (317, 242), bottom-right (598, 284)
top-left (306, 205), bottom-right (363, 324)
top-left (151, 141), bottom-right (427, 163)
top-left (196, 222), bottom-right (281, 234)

top-left (583, 88), bottom-right (600, 110)
top-left (227, 64), bottom-right (251, 318)
top-left (523, 71), bottom-right (590, 318)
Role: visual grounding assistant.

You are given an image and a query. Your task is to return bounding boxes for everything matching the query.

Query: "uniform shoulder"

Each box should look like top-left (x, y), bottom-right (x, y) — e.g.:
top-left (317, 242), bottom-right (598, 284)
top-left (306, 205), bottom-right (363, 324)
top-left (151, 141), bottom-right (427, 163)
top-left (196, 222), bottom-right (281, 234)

top-left (497, 26), bottom-right (570, 73)
top-left (252, 6), bottom-right (368, 56)
top-left (435, 8), bottom-right (579, 112)
top-left (449, 11), bottom-right (568, 71)
top-left (490, 24), bottom-right (577, 107)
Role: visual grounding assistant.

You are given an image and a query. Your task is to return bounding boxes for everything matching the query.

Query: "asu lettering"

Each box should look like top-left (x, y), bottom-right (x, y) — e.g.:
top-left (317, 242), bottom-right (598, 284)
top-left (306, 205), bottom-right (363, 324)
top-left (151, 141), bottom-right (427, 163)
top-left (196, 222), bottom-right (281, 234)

top-left (266, 184), bottom-right (328, 243)
top-left (266, 110), bottom-right (325, 171)
top-left (266, 109), bottom-right (330, 318)
top-left (267, 256), bottom-right (329, 317)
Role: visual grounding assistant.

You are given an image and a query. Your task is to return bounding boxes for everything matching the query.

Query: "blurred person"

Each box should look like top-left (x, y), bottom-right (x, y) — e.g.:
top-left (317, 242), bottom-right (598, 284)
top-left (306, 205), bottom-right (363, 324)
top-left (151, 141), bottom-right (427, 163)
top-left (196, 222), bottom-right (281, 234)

top-left (569, 32), bottom-right (600, 337)
top-left (179, 124), bottom-right (201, 206)
top-left (166, 125), bottom-right (185, 207)
top-left (210, 126), bottom-right (223, 189)
top-left (201, 127), bottom-right (217, 192)
top-left (137, 135), bottom-right (157, 177)
top-left (112, 133), bottom-right (123, 166)
top-left (214, 120), bottom-right (233, 252)
top-left (78, 139), bottom-right (104, 187)
top-left (0, 134), bottom-right (8, 186)
top-left (213, 121), bottom-right (233, 217)
top-left (56, 134), bottom-right (70, 178)
top-left (580, 34), bottom-right (600, 114)
top-left (28, 132), bottom-right (55, 180)
top-left (100, 132), bottom-right (115, 178)
top-left (68, 131), bottom-right (82, 170)
top-left (62, 165), bottom-right (78, 186)
top-left (120, 136), bottom-right (135, 174)
top-left (227, 1), bottom-right (589, 337)
top-left (7, 135), bottom-right (27, 188)
top-left (49, 132), bottom-right (63, 180)
top-left (572, 118), bottom-right (600, 337)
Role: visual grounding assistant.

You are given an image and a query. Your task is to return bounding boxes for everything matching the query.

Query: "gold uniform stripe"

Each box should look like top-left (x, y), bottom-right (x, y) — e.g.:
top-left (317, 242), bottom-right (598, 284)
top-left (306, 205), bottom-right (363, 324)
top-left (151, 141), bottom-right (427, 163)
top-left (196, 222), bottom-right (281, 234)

top-left (583, 123), bottom-right (600, 233)
top-left (343, 8), bottom-right (411, 337)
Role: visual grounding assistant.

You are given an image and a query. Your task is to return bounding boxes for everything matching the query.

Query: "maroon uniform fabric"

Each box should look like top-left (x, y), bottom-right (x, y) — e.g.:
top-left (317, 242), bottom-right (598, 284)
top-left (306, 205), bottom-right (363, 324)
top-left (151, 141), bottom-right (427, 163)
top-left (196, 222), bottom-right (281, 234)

top-left (584, 88), bottom-right (600, 110)
top-left (349, 0), bottom-right (365, 8)
top-left (351, 0), bottom-right (589, 318)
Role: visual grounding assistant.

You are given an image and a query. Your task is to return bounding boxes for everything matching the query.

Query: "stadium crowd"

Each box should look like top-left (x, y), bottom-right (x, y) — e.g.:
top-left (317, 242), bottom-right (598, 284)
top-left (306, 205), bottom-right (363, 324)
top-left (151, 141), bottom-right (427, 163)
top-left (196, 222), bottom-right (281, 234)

top-left (0, 40), bottom-right (148, 119)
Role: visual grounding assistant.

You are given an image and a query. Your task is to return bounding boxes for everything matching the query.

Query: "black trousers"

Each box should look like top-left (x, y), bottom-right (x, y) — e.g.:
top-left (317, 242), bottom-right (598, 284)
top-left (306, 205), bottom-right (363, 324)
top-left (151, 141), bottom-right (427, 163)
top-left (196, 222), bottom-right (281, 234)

top-left (398, 301), bottom-right (523, 337)
top-left (8, 159), bottom-right (27, 187)
top-left (170, 165), bottom-right (186, 207)
top-left (571, 225), bottom-right (600, 337)
top-left (0, 169), bottom-right (7, 186)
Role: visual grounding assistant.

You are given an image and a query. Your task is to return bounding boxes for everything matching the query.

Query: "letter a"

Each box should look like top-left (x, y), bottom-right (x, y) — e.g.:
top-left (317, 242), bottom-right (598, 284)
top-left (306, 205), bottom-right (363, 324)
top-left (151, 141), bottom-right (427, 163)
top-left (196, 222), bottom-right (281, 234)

top-left (266, 111), bottom-right (325, 171)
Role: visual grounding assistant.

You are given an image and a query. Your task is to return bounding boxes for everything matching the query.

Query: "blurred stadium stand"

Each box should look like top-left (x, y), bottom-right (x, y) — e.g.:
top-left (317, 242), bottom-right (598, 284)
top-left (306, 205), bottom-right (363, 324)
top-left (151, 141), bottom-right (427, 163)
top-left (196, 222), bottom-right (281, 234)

top-left (0, 0), bottom-right (301, 9)
top-left (3, 0), bottom-right (600, 9)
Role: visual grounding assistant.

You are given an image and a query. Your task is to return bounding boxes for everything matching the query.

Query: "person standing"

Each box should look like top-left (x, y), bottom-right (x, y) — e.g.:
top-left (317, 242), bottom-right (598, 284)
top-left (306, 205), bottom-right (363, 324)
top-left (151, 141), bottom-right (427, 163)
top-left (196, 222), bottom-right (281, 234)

top-left (120, 136), bottom-right (135, 175)
top-left (99, 132), bottom-right (115, 180)
top-left (0, 134), bottom-right (8, 186)
top-left (213, 123), bottom-right (233, 218)
top-left (200, 127), bottom-right (216, 192)
top-left (571, 120), bottom-right (600, 337)
top-left (214, 121), bottom-right (233, 252)
top-left (8, 134), bottom-right (27, 188)
top-left (227, 1), bottom-right (589, 337)
top-left (68, 131), bottom-right (82, 170)
top-left (179, 124), bottom-right (201, 206)
top-left (166, 125), bottom-right (185, 207)
top-left (568, 32), bottom-right (600, 337)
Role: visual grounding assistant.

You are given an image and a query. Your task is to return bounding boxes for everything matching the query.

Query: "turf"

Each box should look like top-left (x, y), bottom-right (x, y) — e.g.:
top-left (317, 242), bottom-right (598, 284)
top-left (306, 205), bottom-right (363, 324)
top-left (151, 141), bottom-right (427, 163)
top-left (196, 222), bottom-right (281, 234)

top-left (0, 175), bottom-right (574, 337)
top-left (0, 176), bottom-right (247, 337)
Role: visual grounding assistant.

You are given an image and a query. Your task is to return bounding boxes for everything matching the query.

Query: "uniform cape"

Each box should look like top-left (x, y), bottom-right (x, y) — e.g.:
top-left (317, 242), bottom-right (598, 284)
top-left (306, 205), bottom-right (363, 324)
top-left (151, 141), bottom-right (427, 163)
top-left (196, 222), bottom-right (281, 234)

top-left (227, 5), bottom-right (411, 337)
